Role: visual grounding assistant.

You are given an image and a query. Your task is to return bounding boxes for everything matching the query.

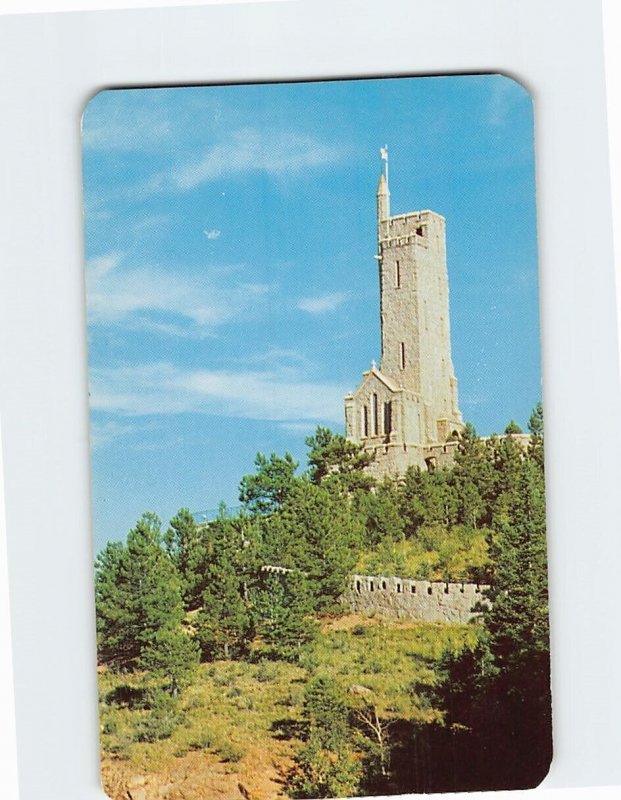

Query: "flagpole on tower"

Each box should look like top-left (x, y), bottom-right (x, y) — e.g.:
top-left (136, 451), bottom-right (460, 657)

top-left (380, 145), bottom-right (389, 187)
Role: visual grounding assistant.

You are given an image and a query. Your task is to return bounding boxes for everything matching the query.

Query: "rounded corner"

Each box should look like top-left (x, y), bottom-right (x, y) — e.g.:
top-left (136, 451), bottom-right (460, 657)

top-left (491, 72), bottom-right (535, 105)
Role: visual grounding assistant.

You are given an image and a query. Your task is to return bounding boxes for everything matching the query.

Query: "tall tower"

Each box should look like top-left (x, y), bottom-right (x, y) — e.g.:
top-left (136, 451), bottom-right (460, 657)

top-left (345, 150), bottom-right (463, 477)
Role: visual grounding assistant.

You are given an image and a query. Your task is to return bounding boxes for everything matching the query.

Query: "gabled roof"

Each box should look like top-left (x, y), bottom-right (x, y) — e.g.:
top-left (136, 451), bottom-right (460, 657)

top-left (353, 366), bottom-right (402, 396)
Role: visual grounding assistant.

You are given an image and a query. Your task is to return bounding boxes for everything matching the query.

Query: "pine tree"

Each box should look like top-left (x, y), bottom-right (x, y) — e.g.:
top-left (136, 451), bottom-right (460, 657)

top-left (359, 479), bottom-right (405, 548)
top-left (305, 426), bottom-right (374, 491)
top-left (452, 424), bottom-right (496, 529)
top-left (253, 570), bottom-right (317, 662)
top-left (164, 507), bottom-right (209, 611)
top-left (504, 420), bottom-right (523, 435)
top-left (95, 539), bottom-right (133, 668)
top-left (261, 481), bottom-right (362, 611)
top-left (140, 623), bottom-right (199, 697)
top-left (95, 513), bottom-right (198, 688)
top-left (289, 676), bottom-right (362, 799)
top-left (239, 452), bottom-right (298, 515)
top-left (196, 516), bottom-right (254, 660)
top-left (416, 405), bottom-right (551, 789)
top-left (527, 401), bottom-right (545, 470)
top-left (485, 455), bottom-right (551, 748)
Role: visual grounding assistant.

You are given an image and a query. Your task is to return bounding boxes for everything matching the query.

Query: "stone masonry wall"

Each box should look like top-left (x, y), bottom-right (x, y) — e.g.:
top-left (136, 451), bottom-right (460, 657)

top-left (342, 574), bottom-right (490, 623)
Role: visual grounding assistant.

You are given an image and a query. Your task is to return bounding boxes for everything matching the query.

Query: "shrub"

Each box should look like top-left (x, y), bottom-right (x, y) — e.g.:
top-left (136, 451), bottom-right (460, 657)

top-left (216, 741), bottom-right (244, 762)
top-left (101, 717), bottom-right (118, 735)
top-left (189, 731), bottom-right (213, 750)
top-left (133, 693), bottom-right (185, 743)
top-left (256, 660), bottom-right (279, 683)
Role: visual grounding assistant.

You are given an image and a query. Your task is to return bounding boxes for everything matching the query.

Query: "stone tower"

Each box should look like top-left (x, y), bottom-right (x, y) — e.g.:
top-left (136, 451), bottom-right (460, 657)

top-left (344, 151), bottom-right (463, 478)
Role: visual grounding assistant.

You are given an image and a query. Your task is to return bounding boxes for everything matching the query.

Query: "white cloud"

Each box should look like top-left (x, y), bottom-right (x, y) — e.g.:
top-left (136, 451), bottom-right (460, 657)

top-left (90, 362), bottom-right (346, 424)
top-left (82, 104), bottom-right (172, 152)
top-left (86, 252), bottom-right (270, 333)
top-left (297, 291), bottom-right (350, 314)
top-left (173, 128), bottom-right (342, 190)
top-left (203, 229), bottom-right (221, 240)
top-left (278, 421), bottom-right (319, 435)
top-left (89, 419), bottom-right (145, 448)
top-left (486, 79), bottom-right (519, 127)
top-left (233, 348), bottom-right (311, 368)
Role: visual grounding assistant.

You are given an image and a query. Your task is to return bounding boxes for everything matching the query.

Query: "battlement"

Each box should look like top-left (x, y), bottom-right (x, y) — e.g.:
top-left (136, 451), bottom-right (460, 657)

top-left (342, 573), bottom-right (490, 623)
top-left (379, 210), bottom-right (442, 249)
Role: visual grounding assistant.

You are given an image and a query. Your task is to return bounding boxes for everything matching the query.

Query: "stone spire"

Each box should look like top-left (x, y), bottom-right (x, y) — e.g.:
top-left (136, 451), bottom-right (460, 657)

top-left (377, 151), bottom-right (390, 241)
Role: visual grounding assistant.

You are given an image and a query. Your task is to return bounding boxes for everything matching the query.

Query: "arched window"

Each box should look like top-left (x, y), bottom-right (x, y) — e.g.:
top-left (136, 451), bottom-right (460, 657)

top-left (362, 406), bottom-right (369, 437)
top-left (400, 342), bottom-right (406, 369)
top-left (383, 401), bottom-right (392, 435)
top-left (371, 393), bottom-right (379, 435)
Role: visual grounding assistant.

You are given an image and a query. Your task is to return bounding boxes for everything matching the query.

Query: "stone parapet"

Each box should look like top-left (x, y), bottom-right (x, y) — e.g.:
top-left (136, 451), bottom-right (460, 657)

top-left (342, 573), bottom-right (490, 623)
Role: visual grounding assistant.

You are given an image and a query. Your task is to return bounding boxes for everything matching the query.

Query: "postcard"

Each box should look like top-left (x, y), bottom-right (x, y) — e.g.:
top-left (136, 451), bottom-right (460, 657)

top-left (83, 75), bottom-right (551, 799)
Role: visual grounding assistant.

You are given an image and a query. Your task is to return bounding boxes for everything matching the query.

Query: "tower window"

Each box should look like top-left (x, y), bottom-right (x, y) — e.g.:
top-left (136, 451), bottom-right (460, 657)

top-left (395, 260), bottom-right (401, 288)
top-left (371, 393), bottom-right (379, 435)
top-left (400, 342), bottom-right (406, 369)
top-left (383, 401), bottom-right (392, 435)
top-left (363, 405), bottom-right (369, 437)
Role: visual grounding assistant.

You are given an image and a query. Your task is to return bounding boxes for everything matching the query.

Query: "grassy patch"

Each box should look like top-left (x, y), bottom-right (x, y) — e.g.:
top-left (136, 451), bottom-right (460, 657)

top-left (312, 617), bottom-right (479, 720)
top-left (99, 616), bottom-right (479, 796)
top-left (356, 527), bottom-right (491, 582)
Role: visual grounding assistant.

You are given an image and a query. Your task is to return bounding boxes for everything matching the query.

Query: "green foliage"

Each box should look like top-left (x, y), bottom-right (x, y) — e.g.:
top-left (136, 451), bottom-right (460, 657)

top-left (215, 740), bottom-right (244, 763)
top-left (163, 508), bottom-right (208, 611)
top-left (485, 455), bottom-right (550, 706)
top-left (95, 513), bottom-right (195, 682)
top-left (260, 481), bottom-right (362, 610)
top-left (305, 426), bottom-right (375, 491)
top-left (133, 692), bottom-right (186, 743)
top-left (253, 571), bottom-right (318, 662)
top-left (140, 623), bottom-right (199, 697)
top-left (239, 452), bottom-right (298, 515)
top-left (289, 675), bottom-right (362, 799)
top-left (528, 401), bottom-right (545, 470)
top-left (357, 479), bottom-right (404, 547)
top-left (95, 540), bottom-right (129, 667)
top-left (423, 404), bottom-right (552, 789)
top-left (504, 419), bottom-right (523, 434)
top-left (196, 516), bottom-right (254, 660)
top-left (400, 467), bottom-right (458, 535)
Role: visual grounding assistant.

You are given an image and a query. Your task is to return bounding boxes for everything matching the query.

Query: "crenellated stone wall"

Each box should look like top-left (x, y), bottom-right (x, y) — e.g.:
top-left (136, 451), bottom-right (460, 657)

top-left (341, 574), bottom-right (490, 623)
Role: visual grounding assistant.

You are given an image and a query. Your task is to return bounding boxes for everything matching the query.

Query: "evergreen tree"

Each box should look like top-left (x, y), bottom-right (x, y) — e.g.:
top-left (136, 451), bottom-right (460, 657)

top-left (95, 513), bottom-right (198, 686)
top-left (253, 570), bottom-right (317, 662)
top-left (261, 481), bottom-right (362, 611)
top-left (504, 420), bottom-right (523, 435)
top-left (452, 424), bottom-right (496, 529)
top-left (164, 507), bottom-right (208, 611)
top-left (140, 623), bottom-right (199, 697)
top-left (527, 401), bottom-right (545, 470)
top-left (95, 539), bottom-right (131, 668)
top-left (239, 452), bottom-right (298, 515)
top-left (400, 467), bottom-right (458, 535)
top-left (358, 478), bottom-right (405, 548)
top-left (289, 676), bottom-right (361, 799)
top-left (305, 426), bottom-right (375, 491)
top-left (485, 455), bottom-right (551, 775)
top-left (196, 516), bottom-right (254, 660)
top-left (425, 410), bottom-right (551, 789)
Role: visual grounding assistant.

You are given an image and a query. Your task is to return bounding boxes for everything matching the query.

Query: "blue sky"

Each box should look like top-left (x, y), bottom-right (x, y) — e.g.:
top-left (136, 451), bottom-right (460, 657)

top-left (82, 75), bottom-right (540, 551)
